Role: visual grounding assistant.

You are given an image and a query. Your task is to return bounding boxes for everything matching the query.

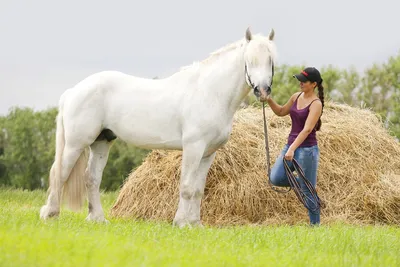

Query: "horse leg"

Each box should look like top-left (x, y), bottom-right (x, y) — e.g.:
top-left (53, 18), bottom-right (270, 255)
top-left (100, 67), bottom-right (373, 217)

top-left (186, 152), bottom-right (216, 226)
top-left (173, 141), bottom-right (216, 228)
top-left (40, 145), bottom-right (85, 219)
top-left (85, 140), bottom-right (112, 222)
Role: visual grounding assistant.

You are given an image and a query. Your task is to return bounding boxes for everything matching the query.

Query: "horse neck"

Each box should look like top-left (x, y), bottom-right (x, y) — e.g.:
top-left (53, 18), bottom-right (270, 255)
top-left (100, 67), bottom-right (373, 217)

top-left (173, 45), bottom-right (250, 115)
top-left (203, 46), bottom-right (250, 114)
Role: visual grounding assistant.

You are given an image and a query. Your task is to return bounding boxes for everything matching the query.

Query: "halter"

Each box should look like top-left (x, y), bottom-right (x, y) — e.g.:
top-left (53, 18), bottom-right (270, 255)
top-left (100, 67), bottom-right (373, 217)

top-left (244, 61), bottom-right (275, 92)
top-left (245, 64), bottom-right (256, 90)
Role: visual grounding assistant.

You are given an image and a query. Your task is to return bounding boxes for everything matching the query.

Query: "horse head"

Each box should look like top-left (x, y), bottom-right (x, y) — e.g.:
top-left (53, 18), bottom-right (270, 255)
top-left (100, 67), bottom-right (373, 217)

top-left (243, 27), bottom-right (277, 101)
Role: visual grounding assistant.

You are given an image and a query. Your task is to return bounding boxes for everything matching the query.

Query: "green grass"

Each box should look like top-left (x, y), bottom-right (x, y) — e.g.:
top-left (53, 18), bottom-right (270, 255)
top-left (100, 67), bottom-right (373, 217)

top-left (0, 188), bottom-right (399, 267)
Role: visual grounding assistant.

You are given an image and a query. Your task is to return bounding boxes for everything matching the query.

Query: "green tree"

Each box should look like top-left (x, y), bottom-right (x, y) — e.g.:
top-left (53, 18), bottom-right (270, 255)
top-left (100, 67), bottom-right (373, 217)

top-left (1, 107), bottom-right (56, 189)
top-left (357, 51), bottom-right (400, 137)
top-left (320, 65), bottom-right (342, 101)
top-left (337, 66), bottom-right (360, 105)
top-left (0, 116), bottom-right (8, 185)
top-left (324, 66), bottom-right (361, 105)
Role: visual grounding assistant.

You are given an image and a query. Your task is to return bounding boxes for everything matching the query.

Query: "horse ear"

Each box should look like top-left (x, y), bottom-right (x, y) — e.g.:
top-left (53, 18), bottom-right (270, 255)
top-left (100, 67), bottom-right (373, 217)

top-left (245, 27), bottom-right (252, 42)
top-left (268, 28), bottom-right (275, 41)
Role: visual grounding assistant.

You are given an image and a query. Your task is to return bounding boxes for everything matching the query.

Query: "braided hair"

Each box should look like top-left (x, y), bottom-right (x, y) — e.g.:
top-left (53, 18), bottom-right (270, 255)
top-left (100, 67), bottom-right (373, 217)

top-left (315, 81), bottom-right (325, 131)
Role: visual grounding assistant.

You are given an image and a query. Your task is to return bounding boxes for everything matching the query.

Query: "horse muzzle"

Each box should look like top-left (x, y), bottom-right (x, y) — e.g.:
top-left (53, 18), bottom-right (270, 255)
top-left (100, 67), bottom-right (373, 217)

top-left (254, 86), bottom-right (271, 100)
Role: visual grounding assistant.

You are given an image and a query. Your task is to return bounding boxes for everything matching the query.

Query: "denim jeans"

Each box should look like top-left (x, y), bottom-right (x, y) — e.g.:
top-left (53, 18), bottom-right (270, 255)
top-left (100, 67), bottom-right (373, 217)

top-left (270, 144), bottom-right (320, 225)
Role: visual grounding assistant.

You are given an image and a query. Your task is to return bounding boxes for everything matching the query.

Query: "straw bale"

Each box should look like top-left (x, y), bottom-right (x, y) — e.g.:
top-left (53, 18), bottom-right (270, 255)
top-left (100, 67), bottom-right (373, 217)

top-left (110, 101), bottom-right (400, 226)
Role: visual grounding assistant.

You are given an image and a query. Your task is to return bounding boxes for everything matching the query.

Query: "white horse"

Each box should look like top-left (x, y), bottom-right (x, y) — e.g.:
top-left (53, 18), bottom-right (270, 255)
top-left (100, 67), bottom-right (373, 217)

top-left (40, 27), bottom-right (277, 227)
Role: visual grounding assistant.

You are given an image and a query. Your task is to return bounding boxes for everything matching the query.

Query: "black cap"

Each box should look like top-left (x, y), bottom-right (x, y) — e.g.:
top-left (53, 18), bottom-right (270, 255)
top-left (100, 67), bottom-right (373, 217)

top-left (293, 67), bottom-right (323, 84)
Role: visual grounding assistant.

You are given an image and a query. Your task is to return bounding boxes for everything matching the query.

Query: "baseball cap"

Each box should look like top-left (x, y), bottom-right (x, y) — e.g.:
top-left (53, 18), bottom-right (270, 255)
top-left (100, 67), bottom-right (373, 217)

top-left (293, 67), bottom-right (323, 84)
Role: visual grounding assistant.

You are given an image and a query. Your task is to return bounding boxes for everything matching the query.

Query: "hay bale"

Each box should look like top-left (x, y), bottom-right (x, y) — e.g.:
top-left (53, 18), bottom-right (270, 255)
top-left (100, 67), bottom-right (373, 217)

top-left (110, 101), bottom-right (400, 226)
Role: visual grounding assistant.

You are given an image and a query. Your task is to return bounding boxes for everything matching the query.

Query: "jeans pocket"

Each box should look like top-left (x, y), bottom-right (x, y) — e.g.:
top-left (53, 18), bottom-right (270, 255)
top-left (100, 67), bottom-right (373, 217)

top-left (298, 147), bottom-right (314, 158)
top-left (312, 146), bottom-right (320, 163)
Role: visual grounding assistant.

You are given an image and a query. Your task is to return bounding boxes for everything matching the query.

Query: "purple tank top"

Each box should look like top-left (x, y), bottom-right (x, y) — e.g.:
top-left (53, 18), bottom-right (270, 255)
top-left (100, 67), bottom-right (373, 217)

top-left (287, 93), bottom-right (319, 147)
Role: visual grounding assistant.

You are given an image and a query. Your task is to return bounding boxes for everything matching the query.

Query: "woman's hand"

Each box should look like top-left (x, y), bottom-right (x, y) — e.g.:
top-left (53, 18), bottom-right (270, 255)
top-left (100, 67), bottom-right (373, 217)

top-left (284, 148), bottom-right (295, 161)
top-left (260, 94), bottom-right (271, 102)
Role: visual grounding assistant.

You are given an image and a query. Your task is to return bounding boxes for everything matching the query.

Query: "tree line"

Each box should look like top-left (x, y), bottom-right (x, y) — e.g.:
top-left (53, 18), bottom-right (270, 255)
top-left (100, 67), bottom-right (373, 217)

top-left (0, 107), bottom-right (150, 191)
top-left (1, 51), bottom-right (399, 191)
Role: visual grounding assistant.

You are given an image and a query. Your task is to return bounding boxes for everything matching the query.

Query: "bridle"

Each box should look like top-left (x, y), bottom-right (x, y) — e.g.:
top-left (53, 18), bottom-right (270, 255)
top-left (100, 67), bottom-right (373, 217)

top-left (244, 61), bottom-right (322, 212)
top-left (244, 61), bottom-right (274, 97)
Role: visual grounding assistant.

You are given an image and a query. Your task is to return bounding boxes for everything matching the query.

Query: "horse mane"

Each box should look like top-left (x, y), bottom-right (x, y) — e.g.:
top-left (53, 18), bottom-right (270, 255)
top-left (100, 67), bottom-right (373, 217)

top-left (178, 33), bottom-right (277, 72)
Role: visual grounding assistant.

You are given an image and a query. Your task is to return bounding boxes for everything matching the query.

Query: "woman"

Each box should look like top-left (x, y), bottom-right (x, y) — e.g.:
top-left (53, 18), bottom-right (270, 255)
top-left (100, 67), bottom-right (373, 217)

top-left (262, 67), bottom-right (324, 226)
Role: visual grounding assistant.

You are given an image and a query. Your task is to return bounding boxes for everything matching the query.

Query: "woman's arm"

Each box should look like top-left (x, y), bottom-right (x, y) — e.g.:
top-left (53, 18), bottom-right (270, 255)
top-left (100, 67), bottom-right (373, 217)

top-left (266, 92), bottom-right (300, 117)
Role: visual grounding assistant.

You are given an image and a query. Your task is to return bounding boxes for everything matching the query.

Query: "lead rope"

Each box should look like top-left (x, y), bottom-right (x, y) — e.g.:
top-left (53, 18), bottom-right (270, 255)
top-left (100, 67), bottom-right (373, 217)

top-left (283, 158), bottom-right (321, 214)
top-left (262, 102), bottom-right (290, 193)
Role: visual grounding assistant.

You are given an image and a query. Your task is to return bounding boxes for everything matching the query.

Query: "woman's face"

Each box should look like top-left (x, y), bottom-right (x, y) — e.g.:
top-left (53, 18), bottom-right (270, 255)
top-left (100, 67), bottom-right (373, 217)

top-left (299, 81), bottom-right (317, 93)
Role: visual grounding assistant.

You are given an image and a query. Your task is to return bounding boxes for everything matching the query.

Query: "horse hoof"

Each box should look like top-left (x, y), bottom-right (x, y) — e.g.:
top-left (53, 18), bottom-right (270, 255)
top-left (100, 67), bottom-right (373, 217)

top-left (40, 205), bottom-right (59, 220)
top-left (172, 219), bottom-right (203, 228)
top-left (86, 214), bottom-right (109, 224)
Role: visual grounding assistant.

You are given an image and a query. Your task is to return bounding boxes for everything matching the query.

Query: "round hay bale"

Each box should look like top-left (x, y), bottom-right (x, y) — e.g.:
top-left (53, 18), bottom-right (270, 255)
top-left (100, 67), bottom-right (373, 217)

top-left (110, 101), bottom-right (400, 226)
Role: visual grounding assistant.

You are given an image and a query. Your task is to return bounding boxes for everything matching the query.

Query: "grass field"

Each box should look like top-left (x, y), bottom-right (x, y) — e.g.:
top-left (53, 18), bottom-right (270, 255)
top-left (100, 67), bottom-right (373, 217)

top-left (0, 188), bottom-right (399, 267)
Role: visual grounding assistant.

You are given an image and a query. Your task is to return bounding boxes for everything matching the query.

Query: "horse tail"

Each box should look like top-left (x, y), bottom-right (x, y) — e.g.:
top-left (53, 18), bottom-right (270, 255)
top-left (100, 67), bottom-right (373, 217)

top-left (62, 149), bottom-right (88, 212)
top-left (50, 93), bottom-right (88, 212)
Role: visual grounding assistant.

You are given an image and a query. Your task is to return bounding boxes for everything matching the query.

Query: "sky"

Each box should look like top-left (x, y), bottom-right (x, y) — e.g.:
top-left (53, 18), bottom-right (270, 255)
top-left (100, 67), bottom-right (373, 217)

top-left (1, 0), bottom-right (399, 115)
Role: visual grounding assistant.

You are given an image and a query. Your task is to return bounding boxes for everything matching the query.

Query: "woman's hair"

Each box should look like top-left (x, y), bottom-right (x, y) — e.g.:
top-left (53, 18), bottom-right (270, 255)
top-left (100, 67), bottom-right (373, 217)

top-left (315, 82), bottom-right (324, 131)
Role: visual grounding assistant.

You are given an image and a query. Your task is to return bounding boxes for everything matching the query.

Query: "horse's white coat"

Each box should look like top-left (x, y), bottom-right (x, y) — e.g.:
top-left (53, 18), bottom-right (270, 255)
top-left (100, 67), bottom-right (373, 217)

top-left (40, 28), bottom-right (277, 227)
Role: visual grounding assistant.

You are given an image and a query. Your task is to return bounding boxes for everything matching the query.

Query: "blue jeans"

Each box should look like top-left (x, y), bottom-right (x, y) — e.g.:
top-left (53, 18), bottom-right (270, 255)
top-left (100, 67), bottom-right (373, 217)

top-left (270, 144), bottom-right (320, 225)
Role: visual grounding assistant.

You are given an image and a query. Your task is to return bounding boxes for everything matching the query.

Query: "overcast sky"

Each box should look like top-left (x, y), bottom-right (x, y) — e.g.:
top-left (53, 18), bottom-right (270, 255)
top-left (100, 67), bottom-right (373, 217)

top-left (1, 0), bottom-right (399, 115)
